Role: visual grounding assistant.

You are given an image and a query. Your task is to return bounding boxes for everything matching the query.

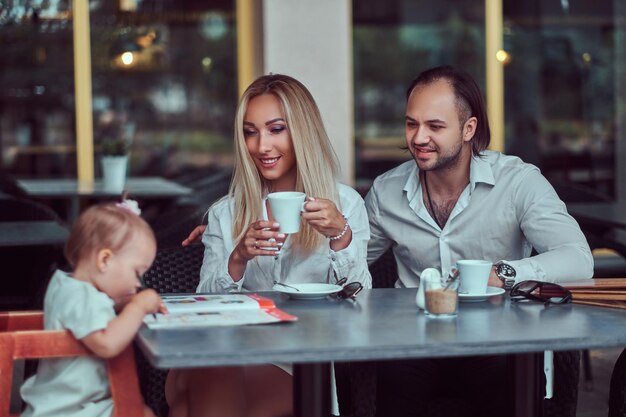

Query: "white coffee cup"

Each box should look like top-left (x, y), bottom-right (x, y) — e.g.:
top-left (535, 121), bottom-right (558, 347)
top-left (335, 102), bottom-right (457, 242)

top-left (267, 192), bottom-right (306, 234)
top-left (457, 260), bottom-right (492, 294)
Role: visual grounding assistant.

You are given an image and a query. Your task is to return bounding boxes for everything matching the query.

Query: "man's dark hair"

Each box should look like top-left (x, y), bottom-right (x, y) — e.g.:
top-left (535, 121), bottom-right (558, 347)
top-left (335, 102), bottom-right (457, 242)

top-left (406, 65), bottom-right (490, 155)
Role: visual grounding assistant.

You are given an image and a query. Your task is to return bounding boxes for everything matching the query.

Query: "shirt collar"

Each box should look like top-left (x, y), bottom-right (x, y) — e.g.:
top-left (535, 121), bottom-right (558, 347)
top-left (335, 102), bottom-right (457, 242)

top-left (402, 153), bottom-right (495, 198)
top-left (403, 163), bottom-right (420, 201)
top-left (469, 153), bottom-right (495, 191)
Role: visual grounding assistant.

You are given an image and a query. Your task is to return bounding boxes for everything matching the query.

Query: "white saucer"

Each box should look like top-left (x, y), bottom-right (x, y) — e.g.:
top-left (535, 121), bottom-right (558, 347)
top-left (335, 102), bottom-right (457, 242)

top-left (273, 283), bottom-right (343, 300)
top-left (459, 286), bottom-right (506, 302)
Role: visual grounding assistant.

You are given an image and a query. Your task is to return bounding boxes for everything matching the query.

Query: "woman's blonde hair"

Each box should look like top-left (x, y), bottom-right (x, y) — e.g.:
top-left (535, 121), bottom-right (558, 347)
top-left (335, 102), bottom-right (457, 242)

top-left (64, 203), bottom-right (155, 268)
top-left (230, 74), bottom-right (340, 252)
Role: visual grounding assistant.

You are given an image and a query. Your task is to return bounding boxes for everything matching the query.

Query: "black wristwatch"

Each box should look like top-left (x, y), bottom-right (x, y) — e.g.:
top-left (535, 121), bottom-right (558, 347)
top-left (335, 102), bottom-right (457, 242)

top-left (494, 261), bottom-right (516, 290)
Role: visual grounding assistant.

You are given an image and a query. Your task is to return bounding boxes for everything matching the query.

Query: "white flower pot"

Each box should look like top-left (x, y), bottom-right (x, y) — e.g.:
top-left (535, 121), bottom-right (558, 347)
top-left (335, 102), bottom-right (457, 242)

top-left (101, 155), bottom-right (128, 193)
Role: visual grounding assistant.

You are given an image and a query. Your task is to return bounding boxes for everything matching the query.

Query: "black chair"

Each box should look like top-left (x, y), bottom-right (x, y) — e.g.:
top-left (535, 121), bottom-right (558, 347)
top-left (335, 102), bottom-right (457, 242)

top-left (0, 196), bottom-right (64, 223)
top-left (368, 249), bottom-right (398, 289)
top-left (552, 181), bottom-right (626, 269)
top-left (543, 351), bottom-right (580, 417)
top-left (150, 205), bottom-right (208, 249)
top-left (0, 174), bottom-right (27, 198)
top-left (608, 347), bottom-right (626, 417)
top-left (135, 243), bottom-right (205, 417)
top-left (175, 167), bottom-right (232, 208)
top-left (0, 197), bottom-right (67, 310)
top-left (148, 168), bottom-right (231, 250)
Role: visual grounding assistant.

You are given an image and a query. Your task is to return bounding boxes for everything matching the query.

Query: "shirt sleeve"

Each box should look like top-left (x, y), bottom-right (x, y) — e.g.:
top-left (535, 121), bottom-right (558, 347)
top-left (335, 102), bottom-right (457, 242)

top-left (57, 286), bottom-right (115, 340)
top-left (329, 190), bottom-right (372, 289)
top-left (364, 182), bottom-right (393, 265)
top-left (506, 168), bottom-right (594, 283)
top-left (197, 205), bottom-right (244, 293)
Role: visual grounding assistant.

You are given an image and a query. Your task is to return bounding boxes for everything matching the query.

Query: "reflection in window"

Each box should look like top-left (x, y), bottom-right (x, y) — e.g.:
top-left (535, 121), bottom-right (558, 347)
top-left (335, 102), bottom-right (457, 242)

top-left (91, 1), bottom-right (237, 180)
top-left (353, 0), bottom-right (624, 201)
top-left (503, 0), bottom-right (620, 199)
top-left (353, 0), bottom-right (485, 193)
top-left (0, 2), bottom-right (75, 177)
top-left (0, 0), bottom-right (237, 183)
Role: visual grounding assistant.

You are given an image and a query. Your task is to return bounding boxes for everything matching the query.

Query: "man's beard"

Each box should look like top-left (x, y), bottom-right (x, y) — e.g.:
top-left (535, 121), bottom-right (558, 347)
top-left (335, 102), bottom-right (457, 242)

top-left (412, 137), bottom-right (465, 172)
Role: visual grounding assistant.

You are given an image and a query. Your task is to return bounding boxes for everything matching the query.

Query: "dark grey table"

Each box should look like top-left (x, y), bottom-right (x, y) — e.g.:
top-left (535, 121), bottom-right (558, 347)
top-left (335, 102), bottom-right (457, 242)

top-left (0, 221), bottom-right (69, 247)
top-left (136, 288), bottom-right (626, 417)
top-left (16, 177), bottom-right (193, 222)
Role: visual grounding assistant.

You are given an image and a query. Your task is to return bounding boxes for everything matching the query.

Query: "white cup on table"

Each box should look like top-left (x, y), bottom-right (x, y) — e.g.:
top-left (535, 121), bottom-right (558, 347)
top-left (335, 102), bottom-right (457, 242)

top-left (457, 260), bottom-right (492, 294)
top-left (267, 192), bottom-right (306, 234)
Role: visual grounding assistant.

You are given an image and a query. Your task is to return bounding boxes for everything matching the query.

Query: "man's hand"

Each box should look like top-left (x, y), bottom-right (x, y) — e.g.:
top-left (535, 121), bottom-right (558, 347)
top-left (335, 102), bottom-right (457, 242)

top-left (182, 225), bottom-right (207, 246)
top-left (487, 266), bottom-right (503, 288)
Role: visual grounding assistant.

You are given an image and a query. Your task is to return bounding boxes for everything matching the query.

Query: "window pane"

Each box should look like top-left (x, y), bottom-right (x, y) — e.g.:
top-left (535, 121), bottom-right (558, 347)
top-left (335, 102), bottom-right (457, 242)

top-left (0, 3), bottom-right (75, 178)
top-left (90, 1), bottom-right (237, 180)
top-left (503, 0), bottom-right (621, 200)
top-left (353, 0), bottom-right (485, 192)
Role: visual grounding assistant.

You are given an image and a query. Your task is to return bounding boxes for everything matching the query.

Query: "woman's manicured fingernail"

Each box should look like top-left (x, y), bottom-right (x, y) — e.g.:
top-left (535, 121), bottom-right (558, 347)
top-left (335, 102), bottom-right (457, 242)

top-left (273, 222), bottom-right (280, 228)
top-left (278, 233), bottom-right (286, 238)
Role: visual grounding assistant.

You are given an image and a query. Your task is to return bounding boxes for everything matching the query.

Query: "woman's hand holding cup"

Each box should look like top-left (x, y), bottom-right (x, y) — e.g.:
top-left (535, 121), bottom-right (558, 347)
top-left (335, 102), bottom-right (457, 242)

top-left (231, 220), bottom-right (286, 263)
top-left (301, 197), bottom-right (352, 249)
top-left (228, 220), bottom-right (286, 280)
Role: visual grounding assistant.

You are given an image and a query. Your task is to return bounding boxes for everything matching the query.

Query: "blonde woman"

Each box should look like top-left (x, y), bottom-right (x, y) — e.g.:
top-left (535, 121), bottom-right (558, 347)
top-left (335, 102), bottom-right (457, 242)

top-left (166, 74), bottom-right (371, 417)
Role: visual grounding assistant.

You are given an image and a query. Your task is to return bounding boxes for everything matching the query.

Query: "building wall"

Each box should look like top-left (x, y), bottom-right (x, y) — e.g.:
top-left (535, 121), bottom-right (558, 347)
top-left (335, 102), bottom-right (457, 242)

top-left (263, 0), bottom-right (354, 184)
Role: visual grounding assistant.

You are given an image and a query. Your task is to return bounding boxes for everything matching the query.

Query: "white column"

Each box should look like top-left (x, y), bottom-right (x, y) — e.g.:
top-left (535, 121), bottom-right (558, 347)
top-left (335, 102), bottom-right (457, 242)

top-left (262, 0), bottom-right (354, 185)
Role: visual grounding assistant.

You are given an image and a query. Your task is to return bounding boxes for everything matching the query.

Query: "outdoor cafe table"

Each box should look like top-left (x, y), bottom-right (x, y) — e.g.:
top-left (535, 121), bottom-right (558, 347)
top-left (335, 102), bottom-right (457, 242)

top-left (0, 221), bottom-right (68, 247)
top-left (136, 288), bottom-right (626, 417)
top-left (16, 177), bottom-right (192, 222)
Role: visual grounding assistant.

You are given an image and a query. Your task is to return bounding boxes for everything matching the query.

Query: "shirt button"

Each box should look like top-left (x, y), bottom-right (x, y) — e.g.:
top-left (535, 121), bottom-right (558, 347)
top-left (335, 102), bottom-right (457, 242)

top-left (331, 257), bottom-right (336, 261)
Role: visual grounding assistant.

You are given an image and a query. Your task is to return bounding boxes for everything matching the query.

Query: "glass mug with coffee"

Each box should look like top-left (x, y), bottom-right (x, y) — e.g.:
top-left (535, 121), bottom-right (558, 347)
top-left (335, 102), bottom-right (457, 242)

top-left (423, 273), bottom-right (459, 319)
top-left (267, 192), bottom-right (306, 234)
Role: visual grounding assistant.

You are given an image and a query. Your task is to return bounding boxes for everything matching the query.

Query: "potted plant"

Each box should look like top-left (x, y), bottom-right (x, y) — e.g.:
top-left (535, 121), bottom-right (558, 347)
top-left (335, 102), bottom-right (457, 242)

top-left (100, 136), bottom-right (130, 192)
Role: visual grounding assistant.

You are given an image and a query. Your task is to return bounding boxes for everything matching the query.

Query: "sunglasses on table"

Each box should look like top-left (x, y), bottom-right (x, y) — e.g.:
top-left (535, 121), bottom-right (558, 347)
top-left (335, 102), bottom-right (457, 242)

top-left (333, 276), bottom-right (364, 300)
top-left (510, 280), bottom-right (572, 305)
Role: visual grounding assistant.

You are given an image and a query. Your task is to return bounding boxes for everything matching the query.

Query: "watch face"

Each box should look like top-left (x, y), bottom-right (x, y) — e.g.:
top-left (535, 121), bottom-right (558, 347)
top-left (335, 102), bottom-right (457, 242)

top-left (496, 263), bottom-right (516, 279)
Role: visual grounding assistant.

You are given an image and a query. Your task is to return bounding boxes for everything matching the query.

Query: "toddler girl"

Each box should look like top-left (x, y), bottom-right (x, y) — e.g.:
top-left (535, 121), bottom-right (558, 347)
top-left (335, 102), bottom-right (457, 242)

top-left (20, 201), bottom-right (167, 417)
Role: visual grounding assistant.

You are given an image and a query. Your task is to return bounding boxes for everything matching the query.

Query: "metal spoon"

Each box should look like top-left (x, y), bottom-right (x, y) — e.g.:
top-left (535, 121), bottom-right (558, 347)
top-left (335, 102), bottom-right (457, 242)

top-left (444, 267), bottom-right (460, 291)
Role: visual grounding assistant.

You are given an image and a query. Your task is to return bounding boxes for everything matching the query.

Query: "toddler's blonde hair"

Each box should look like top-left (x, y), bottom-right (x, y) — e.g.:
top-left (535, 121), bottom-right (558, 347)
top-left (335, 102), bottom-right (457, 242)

top-left (64, 202), bottom-right (155, 268)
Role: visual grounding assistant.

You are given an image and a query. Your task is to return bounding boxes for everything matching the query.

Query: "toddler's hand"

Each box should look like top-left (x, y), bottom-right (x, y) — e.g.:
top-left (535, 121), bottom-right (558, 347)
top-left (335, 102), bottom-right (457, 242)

top-left (132, 289), bottom-right (168, 315)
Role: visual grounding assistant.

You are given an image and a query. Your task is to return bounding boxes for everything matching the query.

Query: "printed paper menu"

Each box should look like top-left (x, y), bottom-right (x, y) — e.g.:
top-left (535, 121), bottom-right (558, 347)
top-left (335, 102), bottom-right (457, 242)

top-left (143, 293), bottom-right (298, 328)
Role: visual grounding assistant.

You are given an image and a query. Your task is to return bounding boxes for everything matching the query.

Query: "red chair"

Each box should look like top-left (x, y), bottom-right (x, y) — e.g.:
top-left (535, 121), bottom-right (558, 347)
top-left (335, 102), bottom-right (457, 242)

top-left (0, 311), bottom-right (143, 417)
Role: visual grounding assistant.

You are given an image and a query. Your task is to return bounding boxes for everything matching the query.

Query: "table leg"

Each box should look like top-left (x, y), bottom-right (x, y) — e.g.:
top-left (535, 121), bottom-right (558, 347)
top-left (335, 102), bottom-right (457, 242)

top-left (513, 352), bottom-right (542, 417)
top-left (68, 196), bottom-right (80, 223)
top-left (293, 362), bottom-right (331, 417)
